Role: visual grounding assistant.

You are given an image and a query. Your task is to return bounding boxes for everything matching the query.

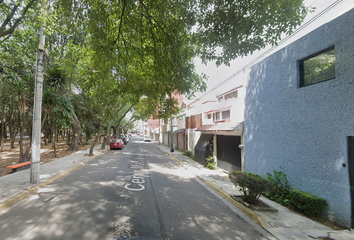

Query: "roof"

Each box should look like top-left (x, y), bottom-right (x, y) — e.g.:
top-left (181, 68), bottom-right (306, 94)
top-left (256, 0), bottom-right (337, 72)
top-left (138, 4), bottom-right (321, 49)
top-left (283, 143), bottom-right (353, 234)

top-left (174, 129), bottom-right (185, 133)
top-left (196, 122), bottom-right (243, 133)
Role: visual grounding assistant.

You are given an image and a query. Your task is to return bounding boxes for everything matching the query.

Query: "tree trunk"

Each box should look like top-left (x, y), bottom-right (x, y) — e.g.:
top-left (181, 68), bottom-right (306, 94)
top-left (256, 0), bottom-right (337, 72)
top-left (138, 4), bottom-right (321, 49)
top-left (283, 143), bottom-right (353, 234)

top-left (67, 128), bottom-right (70, 143)
top-left (107, 123), bottom-right (112, 146)
top-left (0, 119), bottom-right (3, 147)
top-left (8, 117), bottom-right (15, 149)
top-left (49, 118), bottom-right (53, 143)
top-left (53, 128), bottom-right (58, 158)
top-left (23, 127), bottom-right (32, 161)
top-left (89, 119), bottom-right (103, 156)
top-left (19, 112), bottom-right (25, 162)
top-left (112, 127), bottom-right (116, 139)
top-left (43, 133), bottom-right (48, 145)
top-left (68, 113), bottom-right (81, 151)
top-left (101, 122), bottom-right (111, 150)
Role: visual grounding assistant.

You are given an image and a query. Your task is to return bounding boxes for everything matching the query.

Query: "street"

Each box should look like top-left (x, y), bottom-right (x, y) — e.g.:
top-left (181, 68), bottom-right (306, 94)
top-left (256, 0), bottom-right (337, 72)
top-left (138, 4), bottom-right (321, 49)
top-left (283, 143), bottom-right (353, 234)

top-left (0, 136), bottom-right (270, 240)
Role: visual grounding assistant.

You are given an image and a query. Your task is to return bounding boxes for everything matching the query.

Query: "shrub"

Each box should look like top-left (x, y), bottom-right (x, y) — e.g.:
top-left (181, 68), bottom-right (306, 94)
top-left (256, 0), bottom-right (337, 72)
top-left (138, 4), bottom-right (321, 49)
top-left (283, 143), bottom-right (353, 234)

top-left (183, 150), bottom-right (195, 160)
top-left (265, 167), bottom-right (327, 218)
top-left (229, 171), bottom-right (274, 204)
top-left (265, 167), bottom-right (291, 206)
top-left (289, 190), bottom-right (327, 217)
top-left (206, 155), bottom-right (216, 170)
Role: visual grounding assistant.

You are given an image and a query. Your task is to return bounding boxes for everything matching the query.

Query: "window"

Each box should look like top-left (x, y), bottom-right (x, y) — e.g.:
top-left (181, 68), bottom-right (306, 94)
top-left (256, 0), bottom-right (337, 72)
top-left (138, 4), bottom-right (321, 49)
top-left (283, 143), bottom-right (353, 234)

top-left (218, 97), bottom-right (223, 102)
top-left (222, 110), bottom-right (230, 119)
top-left (215, 112), bottom-right (220, 121)
top-left (207, 114), bottom-right (212, 119)
top-left (225, 91), bottom-right (238, 100)
top-left (299, 47), bottom-right (335, 87)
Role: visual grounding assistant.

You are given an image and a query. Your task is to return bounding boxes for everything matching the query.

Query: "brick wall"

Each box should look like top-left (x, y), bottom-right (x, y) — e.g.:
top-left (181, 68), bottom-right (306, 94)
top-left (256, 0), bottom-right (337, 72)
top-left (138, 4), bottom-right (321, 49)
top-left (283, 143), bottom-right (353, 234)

top-left (186, 114), bottom-right (202, 129)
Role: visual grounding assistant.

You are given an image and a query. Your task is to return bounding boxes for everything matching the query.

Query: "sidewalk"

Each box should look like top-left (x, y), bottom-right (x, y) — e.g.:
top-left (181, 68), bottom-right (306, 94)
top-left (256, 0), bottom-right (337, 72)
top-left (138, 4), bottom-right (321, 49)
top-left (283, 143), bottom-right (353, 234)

top-left (157, 144), bottom-right (354, 240)
top-left (0, 145), bottom-right (106, 211)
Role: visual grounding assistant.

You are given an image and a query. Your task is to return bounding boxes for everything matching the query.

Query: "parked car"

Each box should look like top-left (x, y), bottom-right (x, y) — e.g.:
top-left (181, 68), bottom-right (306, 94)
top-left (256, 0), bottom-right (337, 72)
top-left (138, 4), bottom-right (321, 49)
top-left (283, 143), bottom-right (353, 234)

top-left (124, 135), bottom-right (130, 142)
top-left (110, 139), bottom-right (124, 150)
top-left (120, 135), bottom-right (127, 145)
top-left (144, 136), bottom-right (151, 142)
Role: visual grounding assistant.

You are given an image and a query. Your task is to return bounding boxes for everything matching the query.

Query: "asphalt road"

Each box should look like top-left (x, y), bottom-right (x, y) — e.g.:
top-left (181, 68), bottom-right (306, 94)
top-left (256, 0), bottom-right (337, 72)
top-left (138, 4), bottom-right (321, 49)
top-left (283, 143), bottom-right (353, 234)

top-left (0, 136), bottom-right (270, 240)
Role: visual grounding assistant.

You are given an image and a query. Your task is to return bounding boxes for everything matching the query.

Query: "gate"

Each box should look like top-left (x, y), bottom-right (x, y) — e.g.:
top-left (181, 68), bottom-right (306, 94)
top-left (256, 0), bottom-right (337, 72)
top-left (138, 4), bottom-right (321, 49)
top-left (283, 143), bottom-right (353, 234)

top-left (217, 135), bottom-right (241, 172)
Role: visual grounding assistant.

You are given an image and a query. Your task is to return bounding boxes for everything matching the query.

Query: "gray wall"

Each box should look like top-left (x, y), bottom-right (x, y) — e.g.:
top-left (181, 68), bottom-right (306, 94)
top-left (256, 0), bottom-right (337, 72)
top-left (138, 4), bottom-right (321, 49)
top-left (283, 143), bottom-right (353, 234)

top-left (244, 8), bottom-right (354, 226)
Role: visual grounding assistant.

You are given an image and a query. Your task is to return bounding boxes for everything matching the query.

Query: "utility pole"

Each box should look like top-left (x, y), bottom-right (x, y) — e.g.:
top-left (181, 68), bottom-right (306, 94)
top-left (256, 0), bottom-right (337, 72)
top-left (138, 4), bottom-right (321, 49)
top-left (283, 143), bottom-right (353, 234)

top-left (30, 22), bottom-right (45, 183)
top-left (170, 117), bottom-right (174, 152)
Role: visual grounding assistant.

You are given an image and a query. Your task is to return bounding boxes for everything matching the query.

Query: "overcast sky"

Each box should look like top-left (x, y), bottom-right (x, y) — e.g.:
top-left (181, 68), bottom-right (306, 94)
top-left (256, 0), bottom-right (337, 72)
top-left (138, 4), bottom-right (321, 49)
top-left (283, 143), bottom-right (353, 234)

top-left (194, 0), bottom-right (354, 97)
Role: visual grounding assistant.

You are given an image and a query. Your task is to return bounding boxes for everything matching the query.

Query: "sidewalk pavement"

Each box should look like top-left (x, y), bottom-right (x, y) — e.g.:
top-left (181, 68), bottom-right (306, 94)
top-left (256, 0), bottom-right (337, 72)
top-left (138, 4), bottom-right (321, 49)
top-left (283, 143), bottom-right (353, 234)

top-left (0, 142), bottom-right (353, 240)
top-left (0, 145), bottom-right (106, 211)
top-left (156, 144), bottom-right (354, 240)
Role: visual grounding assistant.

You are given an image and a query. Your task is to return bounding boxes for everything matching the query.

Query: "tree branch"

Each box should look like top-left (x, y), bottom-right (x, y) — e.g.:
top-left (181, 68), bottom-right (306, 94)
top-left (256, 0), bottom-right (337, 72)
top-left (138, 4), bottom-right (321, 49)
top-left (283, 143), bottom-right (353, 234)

top-left (0, 0), bottom-right (37, 39)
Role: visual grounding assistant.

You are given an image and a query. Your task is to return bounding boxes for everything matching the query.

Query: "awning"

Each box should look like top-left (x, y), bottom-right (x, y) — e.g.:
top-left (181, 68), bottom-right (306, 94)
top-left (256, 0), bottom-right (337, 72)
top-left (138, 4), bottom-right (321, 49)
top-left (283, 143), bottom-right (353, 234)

top-left (196, 122), bottom-right (243, 133)
top-left (174, 129), bottom-right (185, 133)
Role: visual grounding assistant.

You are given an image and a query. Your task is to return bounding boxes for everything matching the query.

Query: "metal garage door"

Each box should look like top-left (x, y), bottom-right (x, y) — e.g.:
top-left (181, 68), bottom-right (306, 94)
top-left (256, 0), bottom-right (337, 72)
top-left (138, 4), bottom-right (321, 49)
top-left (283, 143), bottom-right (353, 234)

top-left (217, 135), bottom-right (241, 172)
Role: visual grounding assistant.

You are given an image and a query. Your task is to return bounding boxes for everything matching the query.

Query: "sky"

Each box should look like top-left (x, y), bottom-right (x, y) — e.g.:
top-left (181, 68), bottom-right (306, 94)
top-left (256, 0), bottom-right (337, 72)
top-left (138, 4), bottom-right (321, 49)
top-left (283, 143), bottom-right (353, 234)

top-left (194, 0), bottom-right (354, 98)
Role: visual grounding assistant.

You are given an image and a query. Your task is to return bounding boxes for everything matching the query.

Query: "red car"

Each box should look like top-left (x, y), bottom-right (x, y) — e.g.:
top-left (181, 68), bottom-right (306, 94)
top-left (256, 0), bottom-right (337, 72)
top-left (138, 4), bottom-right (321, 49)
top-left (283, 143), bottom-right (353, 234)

top-left (110, 139), bottom-right (124, 150)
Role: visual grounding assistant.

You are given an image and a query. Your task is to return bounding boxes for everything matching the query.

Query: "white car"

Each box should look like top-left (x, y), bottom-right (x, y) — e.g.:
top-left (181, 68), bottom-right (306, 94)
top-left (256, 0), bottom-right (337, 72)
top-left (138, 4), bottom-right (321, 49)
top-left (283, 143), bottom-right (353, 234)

top-left (143, 136), bottom-right (151, 142)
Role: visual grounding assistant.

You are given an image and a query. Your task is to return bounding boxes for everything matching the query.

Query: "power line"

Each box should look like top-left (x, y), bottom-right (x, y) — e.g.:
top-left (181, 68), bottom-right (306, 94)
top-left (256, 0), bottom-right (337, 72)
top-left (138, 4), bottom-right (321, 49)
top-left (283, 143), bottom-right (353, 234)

top-left (197, 0), bottom-right (345, 100)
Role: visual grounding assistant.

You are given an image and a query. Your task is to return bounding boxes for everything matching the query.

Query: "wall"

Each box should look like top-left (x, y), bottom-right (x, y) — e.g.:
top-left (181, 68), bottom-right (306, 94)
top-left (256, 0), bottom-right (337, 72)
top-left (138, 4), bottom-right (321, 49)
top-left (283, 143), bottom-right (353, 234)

top-left (186, 129), bottom-right (201, 155)
top-left (244, 8), bottom-right (354, 226)
top-left (186, 114), bottom-right (202, 129)
top-left (230, 87), bottom-right (246, 122)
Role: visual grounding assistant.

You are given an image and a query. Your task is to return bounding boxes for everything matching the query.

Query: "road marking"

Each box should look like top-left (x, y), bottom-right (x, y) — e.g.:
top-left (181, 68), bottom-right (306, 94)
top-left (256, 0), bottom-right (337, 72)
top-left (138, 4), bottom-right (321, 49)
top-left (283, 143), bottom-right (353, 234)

top-left (124, 162), bottom-right (147, 192)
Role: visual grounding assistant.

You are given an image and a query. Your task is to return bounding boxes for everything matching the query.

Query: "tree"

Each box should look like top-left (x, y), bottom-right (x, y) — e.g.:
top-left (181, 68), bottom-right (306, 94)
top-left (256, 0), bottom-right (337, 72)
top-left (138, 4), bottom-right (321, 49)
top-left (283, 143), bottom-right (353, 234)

top-left (53, 0), bottom-right (309, 121)
top-left (0, 0), bottom-right (39, 40)
top-left (194, 0), bottom-right (310, 66)
top-left (10, 76), bottom-right (33, 162)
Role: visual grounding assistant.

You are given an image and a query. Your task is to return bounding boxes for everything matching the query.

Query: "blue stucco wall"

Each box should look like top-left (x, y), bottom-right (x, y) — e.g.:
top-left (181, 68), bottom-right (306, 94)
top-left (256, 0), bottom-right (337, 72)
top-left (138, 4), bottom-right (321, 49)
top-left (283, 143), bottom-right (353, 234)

top-left (244, 8), bottom-right (354, 226)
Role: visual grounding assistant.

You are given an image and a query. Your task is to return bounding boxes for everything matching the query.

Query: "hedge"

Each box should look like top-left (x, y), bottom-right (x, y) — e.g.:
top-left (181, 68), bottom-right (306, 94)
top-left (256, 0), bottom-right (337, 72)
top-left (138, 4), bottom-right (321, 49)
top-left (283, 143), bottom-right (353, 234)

top-left (289, 190), bottom-right (327, 217)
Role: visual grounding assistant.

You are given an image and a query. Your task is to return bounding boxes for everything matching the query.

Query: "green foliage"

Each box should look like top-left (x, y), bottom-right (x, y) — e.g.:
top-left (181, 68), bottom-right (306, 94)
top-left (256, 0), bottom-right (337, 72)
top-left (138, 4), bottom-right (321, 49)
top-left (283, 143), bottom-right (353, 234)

top-left (290, 190), bottom-right (327, 217)
top-left (265, 167), bottom-right (327, 217)
top-left (229, 171), bottom-right (274, 204)
top-left (0, 0), bottom-right (40, 40)
top-left (265, 167), bottom-right (291, 206)
top-left (303, 49), bottom-right (335, 85)
top-left (183, 150), bottom-right (195, 160)
top-left (194, 0), bottom-right (311, 65)
top-left (205, 155), bottom-right (216, 170)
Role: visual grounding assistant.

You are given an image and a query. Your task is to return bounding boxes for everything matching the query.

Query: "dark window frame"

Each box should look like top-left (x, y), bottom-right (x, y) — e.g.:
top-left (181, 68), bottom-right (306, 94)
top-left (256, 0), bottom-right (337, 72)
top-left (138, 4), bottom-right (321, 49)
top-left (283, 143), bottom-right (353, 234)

top-left (299, 46), bottom-right (336, 88)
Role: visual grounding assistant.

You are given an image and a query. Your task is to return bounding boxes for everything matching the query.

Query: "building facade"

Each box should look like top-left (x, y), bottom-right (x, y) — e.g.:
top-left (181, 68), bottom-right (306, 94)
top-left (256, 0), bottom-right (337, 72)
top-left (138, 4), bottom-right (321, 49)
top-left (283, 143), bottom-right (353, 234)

top-left (244, 8), bottom-right (354, 227)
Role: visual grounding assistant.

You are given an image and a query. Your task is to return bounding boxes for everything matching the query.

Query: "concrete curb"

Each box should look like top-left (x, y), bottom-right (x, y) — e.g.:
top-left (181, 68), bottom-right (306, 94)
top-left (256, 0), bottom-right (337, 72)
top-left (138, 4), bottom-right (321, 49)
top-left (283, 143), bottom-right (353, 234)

top-left (203, 181), bottom-right (270, 228)
top-left (167, 153), bottom-right (184, 165)
top-left (0, 149), bottom-right (108, 212)
top-left (166, 151), bottom-right (270, 229)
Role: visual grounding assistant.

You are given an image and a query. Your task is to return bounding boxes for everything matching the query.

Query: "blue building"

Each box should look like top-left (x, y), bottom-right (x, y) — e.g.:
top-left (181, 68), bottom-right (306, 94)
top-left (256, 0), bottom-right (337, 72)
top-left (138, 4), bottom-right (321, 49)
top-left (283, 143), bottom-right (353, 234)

top-left (244, 8), bottom-right (354, 227)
